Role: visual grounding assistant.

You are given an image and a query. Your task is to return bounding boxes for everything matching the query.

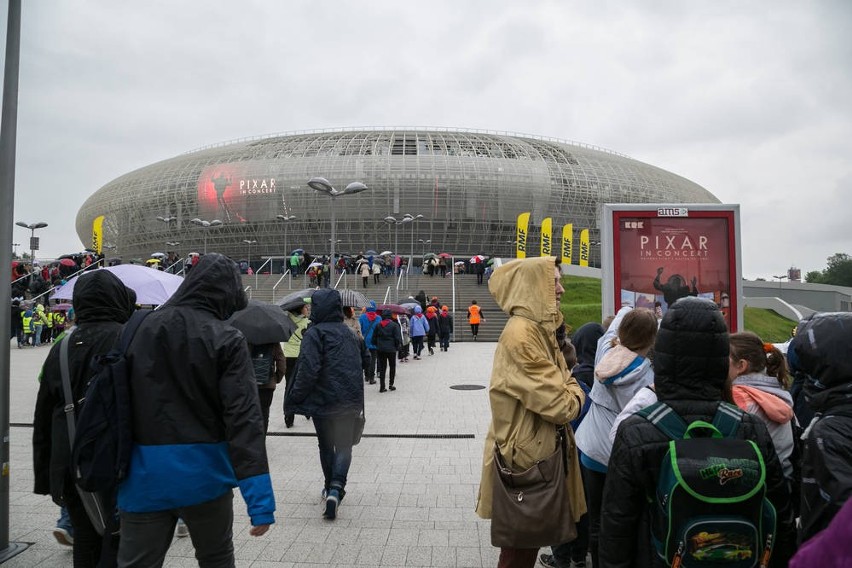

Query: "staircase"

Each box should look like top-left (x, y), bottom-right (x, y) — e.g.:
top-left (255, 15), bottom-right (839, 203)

top-left (241, 270), bottom-right (509, 342)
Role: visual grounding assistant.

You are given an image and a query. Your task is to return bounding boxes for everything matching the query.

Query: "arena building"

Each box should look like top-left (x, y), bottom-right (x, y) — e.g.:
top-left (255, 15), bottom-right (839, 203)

top-left (75, 127), bottom-right (719, 267)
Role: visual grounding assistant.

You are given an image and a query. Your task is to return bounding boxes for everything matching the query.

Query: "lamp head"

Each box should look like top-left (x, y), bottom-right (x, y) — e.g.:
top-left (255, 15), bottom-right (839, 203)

top-left (343, 181), bottom-right (368, 195)
top-left (384, 216), bottom-right (397, 225)
top-left (33, 222), bottom-right (48, 229)
top-left (15, 221), bottom-right (29, 229)
top-left (209, 220), bottom-right (223, 227)
top-left (308, 177), bottom-right (334, 194)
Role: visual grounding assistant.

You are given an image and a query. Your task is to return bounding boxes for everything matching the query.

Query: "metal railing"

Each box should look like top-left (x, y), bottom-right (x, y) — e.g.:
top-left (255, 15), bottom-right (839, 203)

top-left (383, 286), bottom-right (391, 304)
top-left (255, 258), bottom-right (273, 289)
top-left (271, 270), bottom-right (291, 303)
top-left (244, 286), bottom-right (252, 300)
top-left (28, 259), bottom-right (107, 305)
top-left (334, 269), bottom-right (347, 290)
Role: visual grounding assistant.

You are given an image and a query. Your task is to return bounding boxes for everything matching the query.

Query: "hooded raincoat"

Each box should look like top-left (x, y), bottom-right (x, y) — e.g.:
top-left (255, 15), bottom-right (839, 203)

top-left (118, 254), bottom-right (275, 527)
top-left (476, 257), bottom-right (586, 522)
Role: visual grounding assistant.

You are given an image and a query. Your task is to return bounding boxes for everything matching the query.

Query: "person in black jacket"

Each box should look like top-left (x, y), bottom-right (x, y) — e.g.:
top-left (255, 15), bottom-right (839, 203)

top-left (787, 311), bottom-right (852, 544)
top-left (118, 253), bottom-right (275, 566)
top-left (600, 297), bottom-right (795, 568)
top-left (33, 269), bottom-right (136, 567)
top-left (571, 322), bottom-right (605, 389)
top-left (374, 308), bottom-right (402, 392)
top-left (437, 305), bottom-right (454, 351)
top-left (285, 288), bottom-right (368, 519)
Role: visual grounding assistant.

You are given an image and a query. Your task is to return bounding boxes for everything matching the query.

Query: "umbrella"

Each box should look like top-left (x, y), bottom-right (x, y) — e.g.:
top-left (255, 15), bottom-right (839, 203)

top-left (375, 303), bottom-right (408, 314)
top-left (50, 264), bottom-right (183, 305)
top-left (290, 248), bottom-right (304, 255)
top-left (146, 258), bottom-right (160, 265)
top-left (364, 249), bottom-right (378, 256)
top-left (455, 261), bottom-right (466, 265)
top-left (189, 252), bottom-right (200, 257)
top-left (58, 258), bottom-right (76, 267)
top-left (276, 288), bottom-right (318, 311)
top-left (52, 303), bottom-right (73, 312)
top-left (423, 252), bottom-right (437, 259)
top-left (338, 288), bottom-right (370, 308)
top-left (150, 252), bottom-right (167, 258)
top-left (308, 261), bottom-right (323, 268)
top-left (379, 250), bottom-right (393, 256)
top-left (400, 302), bottom-right (420, 312)
top-left (470, 255), bottom-right (486, 263)
top-left (438, 252), bottom-right (452, 258)
top-left (226, 299), bottom-right (296, 344)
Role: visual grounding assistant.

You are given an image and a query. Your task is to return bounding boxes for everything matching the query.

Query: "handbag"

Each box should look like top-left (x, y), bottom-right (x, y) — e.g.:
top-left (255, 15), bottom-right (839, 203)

top-left (59, 329), bottom-right (117, 536)
top-left (352, 410), bottom-right (366, 445)
top-left (490, 426), bottom-right (576, 548)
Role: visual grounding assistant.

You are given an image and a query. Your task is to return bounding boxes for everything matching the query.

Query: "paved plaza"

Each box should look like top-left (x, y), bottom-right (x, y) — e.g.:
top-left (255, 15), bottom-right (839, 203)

top-left (6, 339), bottom-right (501, 567)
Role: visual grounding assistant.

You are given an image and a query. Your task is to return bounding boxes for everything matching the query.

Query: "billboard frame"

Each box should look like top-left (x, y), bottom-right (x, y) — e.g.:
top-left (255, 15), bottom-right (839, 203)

top-left (601, 203), bottom-right (743, 332)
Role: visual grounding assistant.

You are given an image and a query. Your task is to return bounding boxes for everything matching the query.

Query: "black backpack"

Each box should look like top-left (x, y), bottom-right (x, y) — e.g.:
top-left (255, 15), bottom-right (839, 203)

top-left (250, 343), bottom-right (276, 385)
top-left (72, 310), bottom-right (152, 492)
top-left (637, 401), bottom-right (776, 568)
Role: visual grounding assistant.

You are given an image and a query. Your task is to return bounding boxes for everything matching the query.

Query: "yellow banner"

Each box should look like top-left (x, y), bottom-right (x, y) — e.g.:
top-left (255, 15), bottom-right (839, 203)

top-left (540, 217), bottom-right (552, 257)
top-left (579, 229), bottom-right (590, 267)
top-left (516, 212), bottom-right (530, 258)
top-left (561, 223), bottom-right (573, 265)
top-left (92, 215), bottom-right (104, 255)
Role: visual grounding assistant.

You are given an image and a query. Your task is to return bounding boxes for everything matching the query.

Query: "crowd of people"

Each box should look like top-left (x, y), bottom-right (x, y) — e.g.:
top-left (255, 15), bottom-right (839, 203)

top-left (22, 252), bottom-right (850, 568)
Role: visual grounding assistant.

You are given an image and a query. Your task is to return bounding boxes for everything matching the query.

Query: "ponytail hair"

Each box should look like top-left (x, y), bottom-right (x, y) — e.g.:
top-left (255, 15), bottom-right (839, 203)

top-left (729, 331), bottom-right (790, 388)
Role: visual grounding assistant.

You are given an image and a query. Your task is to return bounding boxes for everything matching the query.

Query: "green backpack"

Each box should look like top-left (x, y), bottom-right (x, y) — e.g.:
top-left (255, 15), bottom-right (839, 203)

top-left (637, 402), bottom-right (776, 568)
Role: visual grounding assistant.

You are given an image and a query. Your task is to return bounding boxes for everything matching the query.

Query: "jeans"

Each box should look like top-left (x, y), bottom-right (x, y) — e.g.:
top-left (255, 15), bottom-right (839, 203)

top-left (364, 349), bottom-right (377, 381)
top-left (313, 414), bottom-right (359, 494)
top-left (33, 324), bottom-right (43, 346)
top-left (118, 491), bottom-right (235, 568)
top-left (439, 333), bottom-right (450, 350)
top-left (582, 465), bottom-right (607, 568)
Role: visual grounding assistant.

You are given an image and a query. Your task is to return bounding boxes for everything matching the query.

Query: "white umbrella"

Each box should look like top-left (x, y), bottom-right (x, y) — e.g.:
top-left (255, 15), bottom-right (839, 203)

top-left (150, 252), bottom-right (167, 258)
top-left (379, 250), bottom-right (394, 256)
top-left (51, 264), bottom-right (183, 305)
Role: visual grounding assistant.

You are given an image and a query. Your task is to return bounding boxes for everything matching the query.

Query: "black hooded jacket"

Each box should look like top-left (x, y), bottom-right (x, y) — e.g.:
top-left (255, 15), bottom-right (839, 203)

top-left (285, 288), bottom-right (367, 418)
top-left (33, 270), bottom-right (136, 502)
top-left (571, 322), bottom-right (605, 388)
top-left (788, 312), bottom-right (852, 543)
top-left (118, 254), bottom-right (275, 526)
top-left (599, 297), bottom-right (795, 568)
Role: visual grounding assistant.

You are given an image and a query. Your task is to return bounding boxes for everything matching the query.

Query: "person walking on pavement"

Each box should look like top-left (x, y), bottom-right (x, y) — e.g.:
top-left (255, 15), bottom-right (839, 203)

top-left (437, 305), bottom-right (454, 351)
top-left (33, 270), bottom-right (137, 567)
top-left (359, 260), bottom-right (371, 288)
top-left (467, 300), bottom-right (484, 341)
top-left (283, 302), bottom-right (311, 428)
top-left (476, 257), bottom-right (586, 567)
top-left (117, 253), bottom-right (275, 566)
top-left (285, 289), bottom-right (368, 520)
top-left (359, 301), bottom-right (382, 384)
top-left (409, 305), bottom-right (427, 359)
top-left (425, 305), bottom-right (438, 355)
top-left (375, 309), bottom-right (402, 392)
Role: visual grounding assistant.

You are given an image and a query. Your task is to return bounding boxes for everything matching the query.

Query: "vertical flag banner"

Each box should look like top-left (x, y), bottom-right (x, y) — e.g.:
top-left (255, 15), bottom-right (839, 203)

top-left (540, 217), bottom-right (552, 256)
top-left (579, 228), bottom-right (590, 267)
top-left (516, 212), bottom-right (530, 258)
top-left (561, 223), bottom-right (573, 265)
top-left (92, 215), bottom-right (104, 254)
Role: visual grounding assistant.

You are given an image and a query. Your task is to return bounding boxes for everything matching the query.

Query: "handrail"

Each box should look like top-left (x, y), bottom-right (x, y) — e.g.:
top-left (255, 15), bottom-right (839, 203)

top-left (395, 266), bottom-right (406, 303)
top-left (271, 270), bottom-right (291, 303)
top-left (164, 256), bottom-right (186, 275)
top-left (33, 260), bottom-right (108, 304)
top-left (11, 271), bottom-right (34, 286)
top-left (255, 258), bottom-right (273, 289)
top-left (333, 269), bottom-right (347, 290)
top-left (383, 286), bottom-right (391, 304)
top-left (244, 286), bottom-right (252, 300)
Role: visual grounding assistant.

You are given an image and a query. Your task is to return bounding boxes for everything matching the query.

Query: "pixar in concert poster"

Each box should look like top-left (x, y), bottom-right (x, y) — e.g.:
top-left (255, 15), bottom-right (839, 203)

top-left (600, 204), bottom-right (743, 332)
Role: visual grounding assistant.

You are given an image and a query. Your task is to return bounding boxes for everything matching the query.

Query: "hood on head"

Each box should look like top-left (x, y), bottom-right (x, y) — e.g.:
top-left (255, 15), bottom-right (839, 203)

top-left (166, 253), bottom-right (247, 320)
top-left (72, 270), bottom-right (136, 324)
top-left (310, 288), bottom-right (343, 324)
top-left (653, 297), bottom-right (729, 401)
top-left (367, 300), bottom-right (376, 313)
top-left (488, 257), bottom-right (561, 330)
top-left (572, 322), bottom-right (605, 366)
top-left (789, 312), bottom-right (852, 389)
top-left (414, 305), bottom-right (422, 314)
top-left (381, 309), bottom-right (392, 319)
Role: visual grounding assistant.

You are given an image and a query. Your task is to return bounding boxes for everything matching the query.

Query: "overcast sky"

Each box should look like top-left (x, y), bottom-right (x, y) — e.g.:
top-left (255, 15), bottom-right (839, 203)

top-left (5, 0), bottom-right (851, 280)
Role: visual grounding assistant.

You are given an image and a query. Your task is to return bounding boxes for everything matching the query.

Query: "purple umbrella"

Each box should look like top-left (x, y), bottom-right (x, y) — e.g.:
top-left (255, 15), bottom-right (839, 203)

top-left (51, 265), bottom-right (183, 305)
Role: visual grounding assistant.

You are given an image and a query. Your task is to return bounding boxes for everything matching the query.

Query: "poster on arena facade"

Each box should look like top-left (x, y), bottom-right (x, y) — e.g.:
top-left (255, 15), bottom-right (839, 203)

top-left (196, 160), bottom-right (286, 224)
top-left (601, 204), bottom-right (742, 332)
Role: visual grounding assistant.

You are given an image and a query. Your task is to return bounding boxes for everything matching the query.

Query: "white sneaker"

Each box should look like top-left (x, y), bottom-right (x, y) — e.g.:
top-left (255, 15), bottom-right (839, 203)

top-left (175, 519), bottom-right (189, 538)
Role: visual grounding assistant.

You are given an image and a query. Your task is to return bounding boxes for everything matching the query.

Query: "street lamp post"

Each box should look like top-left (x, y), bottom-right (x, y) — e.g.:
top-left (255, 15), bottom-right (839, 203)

top-left (419, 239), bottom-right (431, 256)
top-left (190, 218), bottom-right (222, 254)
top-left (404, 214), bottom-right (424, 268)
top-left (15, 221), bottom-right (47, 264)
top-left (307, 177), bottom-right (368, 269)
top-left (242, 239), bottom-right (257, 271)
top-left (276, 214), bottom-right (296, 269)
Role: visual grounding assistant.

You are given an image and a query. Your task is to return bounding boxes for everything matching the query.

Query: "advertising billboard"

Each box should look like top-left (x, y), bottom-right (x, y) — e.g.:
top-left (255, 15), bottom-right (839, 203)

top-left (196, 160), bottom-right (288, 224)
top-left (601, 204), bottom-right (742, 331)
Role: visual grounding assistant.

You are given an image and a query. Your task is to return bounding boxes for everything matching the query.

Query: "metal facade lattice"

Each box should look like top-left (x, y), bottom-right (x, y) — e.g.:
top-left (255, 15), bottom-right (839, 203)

top-left (75, 128), bottom-right (719, 266)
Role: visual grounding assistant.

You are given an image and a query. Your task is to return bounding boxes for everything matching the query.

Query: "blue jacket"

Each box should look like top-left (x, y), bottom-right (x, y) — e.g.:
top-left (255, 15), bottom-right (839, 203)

top-left (119, 254), bottom-right (275, 526)
top-left (409, 308), bottom-right (428, 337)
top-left (286, 289), bottom-right (367, 418)
top-left (359, 310), bottom-right (382, 349)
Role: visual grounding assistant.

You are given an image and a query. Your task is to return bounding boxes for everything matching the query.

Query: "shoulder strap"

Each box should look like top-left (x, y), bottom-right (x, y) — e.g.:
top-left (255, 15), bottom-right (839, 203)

top-left (60, 328), bottom-right (78, 449)
top-left (637, 401), bottom-right (689, 439)
top-left (712, 402), bottom-right (744, 438)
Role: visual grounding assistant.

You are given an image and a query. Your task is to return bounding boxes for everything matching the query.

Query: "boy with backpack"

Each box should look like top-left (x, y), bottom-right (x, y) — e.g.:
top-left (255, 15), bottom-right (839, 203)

top-left (600, 297), bottom-right (795, 568)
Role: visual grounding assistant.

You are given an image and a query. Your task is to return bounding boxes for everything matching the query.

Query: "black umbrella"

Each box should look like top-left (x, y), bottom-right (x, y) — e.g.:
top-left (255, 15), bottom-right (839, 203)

top-left (226, 299), bottom-right (296, 344)
top-left (276, 288), bottom-right (318, 311)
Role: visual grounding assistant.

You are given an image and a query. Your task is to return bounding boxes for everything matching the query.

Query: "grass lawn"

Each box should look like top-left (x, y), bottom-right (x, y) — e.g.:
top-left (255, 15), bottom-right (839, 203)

top-left (560, 274), bottom-right (798, 341)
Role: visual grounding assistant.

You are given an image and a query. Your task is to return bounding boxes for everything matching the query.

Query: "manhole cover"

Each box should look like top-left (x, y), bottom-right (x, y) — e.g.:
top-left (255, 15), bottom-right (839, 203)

top-left (450, 384), bottom-right (486, 390)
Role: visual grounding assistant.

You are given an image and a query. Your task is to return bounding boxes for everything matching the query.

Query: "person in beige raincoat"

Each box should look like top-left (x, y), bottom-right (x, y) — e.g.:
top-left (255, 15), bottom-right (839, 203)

top-left (476, 256), bottom-right (587, 568)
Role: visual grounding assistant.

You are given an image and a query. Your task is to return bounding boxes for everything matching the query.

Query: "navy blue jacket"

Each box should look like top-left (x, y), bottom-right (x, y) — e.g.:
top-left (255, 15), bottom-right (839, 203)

top-left (286, 289), bottom-right (367, 418)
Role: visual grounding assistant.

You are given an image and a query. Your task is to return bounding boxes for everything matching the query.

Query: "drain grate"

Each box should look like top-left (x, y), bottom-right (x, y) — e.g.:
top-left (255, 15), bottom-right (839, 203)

top-left (450, 384), bottom-right (486, 390)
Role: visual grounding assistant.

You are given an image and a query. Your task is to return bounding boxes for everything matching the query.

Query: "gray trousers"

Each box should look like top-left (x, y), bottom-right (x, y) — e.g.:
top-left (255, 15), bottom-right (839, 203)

top-left (117, 490), bottom-right (235, 568)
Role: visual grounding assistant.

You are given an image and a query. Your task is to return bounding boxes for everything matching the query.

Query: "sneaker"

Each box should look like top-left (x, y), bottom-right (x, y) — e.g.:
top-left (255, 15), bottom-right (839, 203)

top-left (379, 388), bottom-right (387, 393)
top-left (389, 385), bottom-right (396, 391)
top-left (538, 554), bottom-right (557, 568)
top-left (321, 488), bottom-right (328, 501)
top-left (369, 380), bottom-right (376, 385)
top-left (175, 519), bottom-right (189, 538)
top-left (52, 527), bottom-right (73, 546)
top-left (324, 489), bottom-right (339, 520)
